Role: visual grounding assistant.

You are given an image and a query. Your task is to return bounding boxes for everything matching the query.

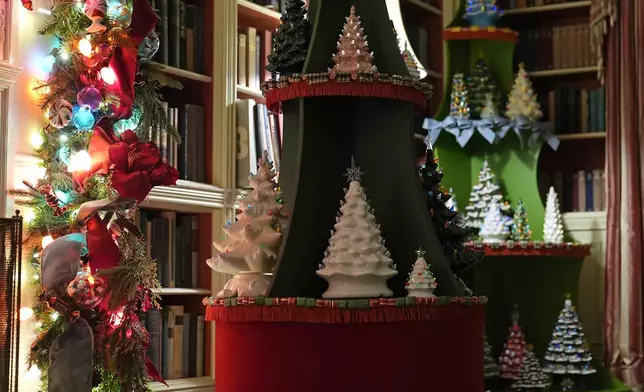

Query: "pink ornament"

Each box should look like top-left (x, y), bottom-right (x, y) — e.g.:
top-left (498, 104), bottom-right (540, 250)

top-left (67, 264), bottom-right (105, 308)
top-left (77, 86), bottom-right (103, 111)
top-left (85, 0), bottom-right (107, 33)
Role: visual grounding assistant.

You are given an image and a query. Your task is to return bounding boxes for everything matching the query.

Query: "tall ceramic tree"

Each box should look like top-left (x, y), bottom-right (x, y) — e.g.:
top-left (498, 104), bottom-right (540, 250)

top-left (266, 0), bottom-right (311, 74)
top-left (419, 151), bottom-right (484, 283)
top-left (506, 63), bottom-right (543, 121)
top-left (12, 1), bottom-right (180, 390)
top-left (450, 73), bottom-right (470, 119)
top-left (330, 5), bottom-right (377, 75)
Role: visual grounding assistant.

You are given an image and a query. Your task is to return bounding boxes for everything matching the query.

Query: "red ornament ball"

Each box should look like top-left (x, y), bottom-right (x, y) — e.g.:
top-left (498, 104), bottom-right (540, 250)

top-left (67, 268), bottom-right (105, 308)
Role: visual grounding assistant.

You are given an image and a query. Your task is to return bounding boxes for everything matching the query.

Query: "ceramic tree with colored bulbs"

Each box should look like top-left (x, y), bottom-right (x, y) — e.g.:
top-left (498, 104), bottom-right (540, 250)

top-left (405, 249), bottom-right (437, 298)
top-left (499, 306), bottom-right (528, 381)
top-left (463, 0), bottom-right (502, 28)
top-left (11, 1), bottom-right (181, 390)
top-left (207, 151), bottom-right (287, 298)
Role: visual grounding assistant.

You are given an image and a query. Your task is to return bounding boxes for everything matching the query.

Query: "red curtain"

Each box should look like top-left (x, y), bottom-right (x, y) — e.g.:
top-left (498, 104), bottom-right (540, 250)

top-left (603, 0), bottom-right (644, 388)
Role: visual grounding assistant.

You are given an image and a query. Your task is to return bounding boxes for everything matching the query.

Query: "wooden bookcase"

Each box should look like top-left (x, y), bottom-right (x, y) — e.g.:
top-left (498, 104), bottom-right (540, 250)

top-left (142, 1), bottom-right (281, 390)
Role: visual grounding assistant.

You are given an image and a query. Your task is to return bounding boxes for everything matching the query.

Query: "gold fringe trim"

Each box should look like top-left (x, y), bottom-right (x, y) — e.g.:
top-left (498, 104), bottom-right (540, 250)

top-left (590, 0), bottom-right (617, 84)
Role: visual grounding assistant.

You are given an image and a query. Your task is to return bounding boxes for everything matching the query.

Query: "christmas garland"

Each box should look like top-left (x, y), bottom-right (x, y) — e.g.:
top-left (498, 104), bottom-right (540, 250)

top-left (12, 1), bottom-right (179, 391)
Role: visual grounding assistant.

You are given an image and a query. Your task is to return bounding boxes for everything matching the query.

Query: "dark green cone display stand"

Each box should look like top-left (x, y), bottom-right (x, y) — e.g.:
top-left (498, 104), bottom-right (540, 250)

top-left (268, 0), bottom-right (463, 298)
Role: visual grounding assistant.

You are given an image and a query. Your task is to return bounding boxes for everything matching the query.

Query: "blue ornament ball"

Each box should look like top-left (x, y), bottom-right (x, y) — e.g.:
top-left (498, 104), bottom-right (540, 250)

top-left (113, 106), bottom-right (142, 134)
top-left (77, 86), bottom-right (103, 111)
top-left (138, 30), bottom-right (160, 62)
top-left (72, 105), bottom-right (96, 131)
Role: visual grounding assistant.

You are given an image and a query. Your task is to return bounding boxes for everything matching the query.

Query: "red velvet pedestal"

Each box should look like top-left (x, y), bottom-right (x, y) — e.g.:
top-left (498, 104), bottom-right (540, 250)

top-left (207, 297), bottom-right (486, 392)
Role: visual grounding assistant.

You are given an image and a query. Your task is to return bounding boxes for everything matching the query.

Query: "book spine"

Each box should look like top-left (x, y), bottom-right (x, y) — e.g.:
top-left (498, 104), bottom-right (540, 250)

top-left (179, 1), bottom-right (186, 69)
top-left (185, 4), bottom-right (195, 72)
top-left (182, 313), bottom-right (191, 378)
top-left (157, 0), bottom-right (169, 65)
top-left (238, 33), bottom-right (247, 87)
top-left (577, 170), bottom-right (586, 211)
top-left (194, 5), bottom-right (204, 74)
top-left (146, 309), bottom-right (163, 374)
top-left (585, 171), bottom-right (594, 211)
top-left (169, 0), bottom-right (181, 68)
top-left (593, 170), bottom-right (603, 211)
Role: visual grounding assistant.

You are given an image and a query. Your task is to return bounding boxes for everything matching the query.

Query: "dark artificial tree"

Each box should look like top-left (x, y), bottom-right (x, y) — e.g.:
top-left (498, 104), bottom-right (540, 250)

top-left (419, 149), bottom-right (484, 291)
top-left (266, 0), bottom-right (311, 74)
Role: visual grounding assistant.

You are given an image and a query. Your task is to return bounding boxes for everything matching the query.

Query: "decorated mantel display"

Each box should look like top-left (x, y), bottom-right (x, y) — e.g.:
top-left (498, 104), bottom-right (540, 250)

top-left (499, 306), bottom-right (528, 381)
top-left (479, 199), bottom-right (512, 244)
top-left (405, 248), bottom-right (437, 298)
top-left (511, 198), bottom-right (532, 242)
top-left (207, 151), bottom-right (286, 298)
top-left (316, 157), bottom-right (398, 298)
top-left (10, 0), bottom-right (181, 390)
top-left (512, 346), bottom-right (551, 391)
top-left (543, 186), bottom-right (564, 244)
top-left (463, 0), bottom-right (502, 28)
top-left (543, 297), bottom-right (596, 389)
top-left (419, 151), bottom-right (484, 294)
top-left (423, 63), bottom-right (558, 150)
top-left (464, 158), bottom-right (511, 230)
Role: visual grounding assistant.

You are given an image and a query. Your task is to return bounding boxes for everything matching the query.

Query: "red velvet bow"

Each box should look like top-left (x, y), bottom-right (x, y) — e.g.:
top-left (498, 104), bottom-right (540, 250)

top-left (73, 127), bottom-right (178, 202)
top-left (109, 0), bottom-right (157, 119)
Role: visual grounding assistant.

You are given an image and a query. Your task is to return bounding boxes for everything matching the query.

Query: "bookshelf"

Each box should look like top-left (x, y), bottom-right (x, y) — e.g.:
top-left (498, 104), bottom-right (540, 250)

top-left (500, 0), bottom-right (605, 214)
top-left (402, 0), bottom-right (443, 16)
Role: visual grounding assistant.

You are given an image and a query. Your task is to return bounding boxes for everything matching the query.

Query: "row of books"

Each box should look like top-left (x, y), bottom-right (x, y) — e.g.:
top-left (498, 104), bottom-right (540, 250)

top-left (539, 87), bottom-right (606, 134)
top-left (236, 100), bottom-right (282, 188)
top-left (238, 27), bottom-right (273, 90)
top-left (137, 210), bottom-right (200, 289)
top-left (502, 0), bottom-right (586, 9)
top-left (150, 0), bottom-right (206, 74)
top-left (539, 170), bottom-right (606, 213)
top-left (152, 103), bottom-right (206, 183)
top-left (515, 24), bottom-right (594, 72)
top-left (143, 306), bottom-right (205, 380)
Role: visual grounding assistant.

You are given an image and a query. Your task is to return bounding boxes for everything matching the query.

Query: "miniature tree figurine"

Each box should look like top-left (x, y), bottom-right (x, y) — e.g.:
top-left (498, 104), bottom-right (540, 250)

top-left (481, 93), bottom-right (500, 120)
top-left (419, 151), bottom-right (484, 279)
top-left (506, 63), bottom-right (543, 121)
top-left (450, 73), bottom-right (470, 119)
top-left (499, 306), bottom-right (528, 380)
top-left (512, 346), bottom-right (551, 391)
top-left (463, 0), bottom-right (502, 28)
top-left (543, 297), bottom-right (596, 382)
top-left (266, 0), bottom-right (311, 74)
top-left (479, 200), bottom-right (512, 244)
top-left (402, 43), bottom-right (421, 81)
top-left (207, 151), bottom-right (286, 297)
top-left (511, 198), bottom-right (532, 241)
top-left (317, 157), bottom-right (397, 298)
top-left (543, 186), bottom-right (564, 244)
top-left (405, 248), bottom-right (437, 298)
top-left (484, 334), bottom-right (500, 379)
top-left (330, 6), bottom-right (377, 75)
top-left (464, 158), bottom-right (511, 230)
top-left (468, 58), bottom-right (502, 118)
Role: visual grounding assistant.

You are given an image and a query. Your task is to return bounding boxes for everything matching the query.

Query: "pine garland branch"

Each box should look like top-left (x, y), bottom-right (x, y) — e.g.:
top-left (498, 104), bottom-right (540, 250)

top-left (133, 81), bottom-right (181, 143)
top-left (38, 2), bottom-right (89, 37)
top-left (101, 317), bottom-right (151, 392)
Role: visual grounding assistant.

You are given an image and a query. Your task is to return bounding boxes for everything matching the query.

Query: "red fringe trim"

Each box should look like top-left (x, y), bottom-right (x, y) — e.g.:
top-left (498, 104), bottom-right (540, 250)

top-left (443, 27), bottom-right (519, 44)
top-left (206, 302), bottom-right (484, 324)
top-left (264, 81), bottom-right (428, 113)
top-left (467, 242), bottom-right (591, 258)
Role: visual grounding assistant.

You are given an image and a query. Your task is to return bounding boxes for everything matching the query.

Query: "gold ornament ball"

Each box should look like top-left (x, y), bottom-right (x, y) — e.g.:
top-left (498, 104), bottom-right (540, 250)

top-left (107, 27), bottom-right (127, 45)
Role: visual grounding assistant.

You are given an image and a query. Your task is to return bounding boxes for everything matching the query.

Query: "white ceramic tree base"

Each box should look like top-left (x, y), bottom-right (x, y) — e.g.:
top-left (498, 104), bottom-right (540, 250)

top-left (406, 289), bottom-right (436, 298)
top-left (319, 274), bottom-right (394, 299)
top-left (216, 272), bottom-right (273, 298)
top-left (481, 233), bottom-right (509, 244)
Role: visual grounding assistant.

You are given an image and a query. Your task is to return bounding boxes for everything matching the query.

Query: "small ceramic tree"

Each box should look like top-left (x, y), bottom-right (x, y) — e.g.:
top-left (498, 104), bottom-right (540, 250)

top-left (484, 333), bottom-right (499, 379)
top-left (450, 73), bottom-right (470, 119)
top-left (479, 200), bottom-right (511, 244)
top-left (402, 42), bottom-right (421, 81)
top-left (512, 346), bottom-right (551, 390)
top-left (464, 158), bottom-right (511, 230)
top-left (506, 63), bottom-right (543, 121)
top-left (330, 6), bottom-right (377, 75)
top-left (405, 248), bottom-right (437, 298)
top-left (266, 0), bottom-right (311, 74)
top-left (543, 187), bottom-right (564, 244)
top-left (499, 306), bottom-right (528, 380)
top-left (511, 198), bottom-right (532, 241)
top-left (317, 157), bottom-right (397, 298)
top-left (468, 58), bottom-right (501, 118)
top-left (481, 93), bottom-right (499, 120)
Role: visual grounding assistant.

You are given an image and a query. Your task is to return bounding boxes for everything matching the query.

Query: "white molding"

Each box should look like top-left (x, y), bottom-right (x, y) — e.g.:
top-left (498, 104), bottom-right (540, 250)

top-left (563, 211), bottom-right (607, 232)
top-left (141, 180), bottom-right (226, 212)
top-left (0, 60), bottom-right (21, 90)
top-left (149, 377), bottom-right (215, 392)
top-left (154, 287), bottom-right (211, 296)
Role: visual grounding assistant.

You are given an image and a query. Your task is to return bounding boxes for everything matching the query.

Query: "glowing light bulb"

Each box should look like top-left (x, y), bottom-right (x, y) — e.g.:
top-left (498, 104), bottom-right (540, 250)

top-left (68, 150), bottom-right (92, 173)
top-left (19, 307), bottom-right (34, 321)
top-left (51, 312), bottom-right (59, 320)
top-left (41, 235), bottom-right (54, 249)
top-left (100, 66), bottom-right (117, 85)
top-left (110, 308), bottom-right (125, 327)
top-left (25, 366), bottom-right (41, 381)
top-left (42, 55), bottom-right (55, 74)
top-left (59, 48), bottom-right (70, 62)
top-left (78, 38), bottom-right (93, 58)
top-left (30, 131), bottom-right (44, 148)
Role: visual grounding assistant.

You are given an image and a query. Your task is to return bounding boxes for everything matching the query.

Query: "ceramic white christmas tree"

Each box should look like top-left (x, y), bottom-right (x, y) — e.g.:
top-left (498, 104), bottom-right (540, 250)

top-left (317, 157), bottom-right (397, 298)
top-left (480, 93), bottom-right (499, 120)
top-left (405, 248), bottom-right (437, 298)
top-left (465, 158), bottom-right (511, 230)
top-left (479, 200), bottom-right (511, 244)
top-left (506, 63), bottom-right (543, 121)
top-left (207, 151), bottom-right (286, 298)
top-left (543, 186), bottom-right (564, 244)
